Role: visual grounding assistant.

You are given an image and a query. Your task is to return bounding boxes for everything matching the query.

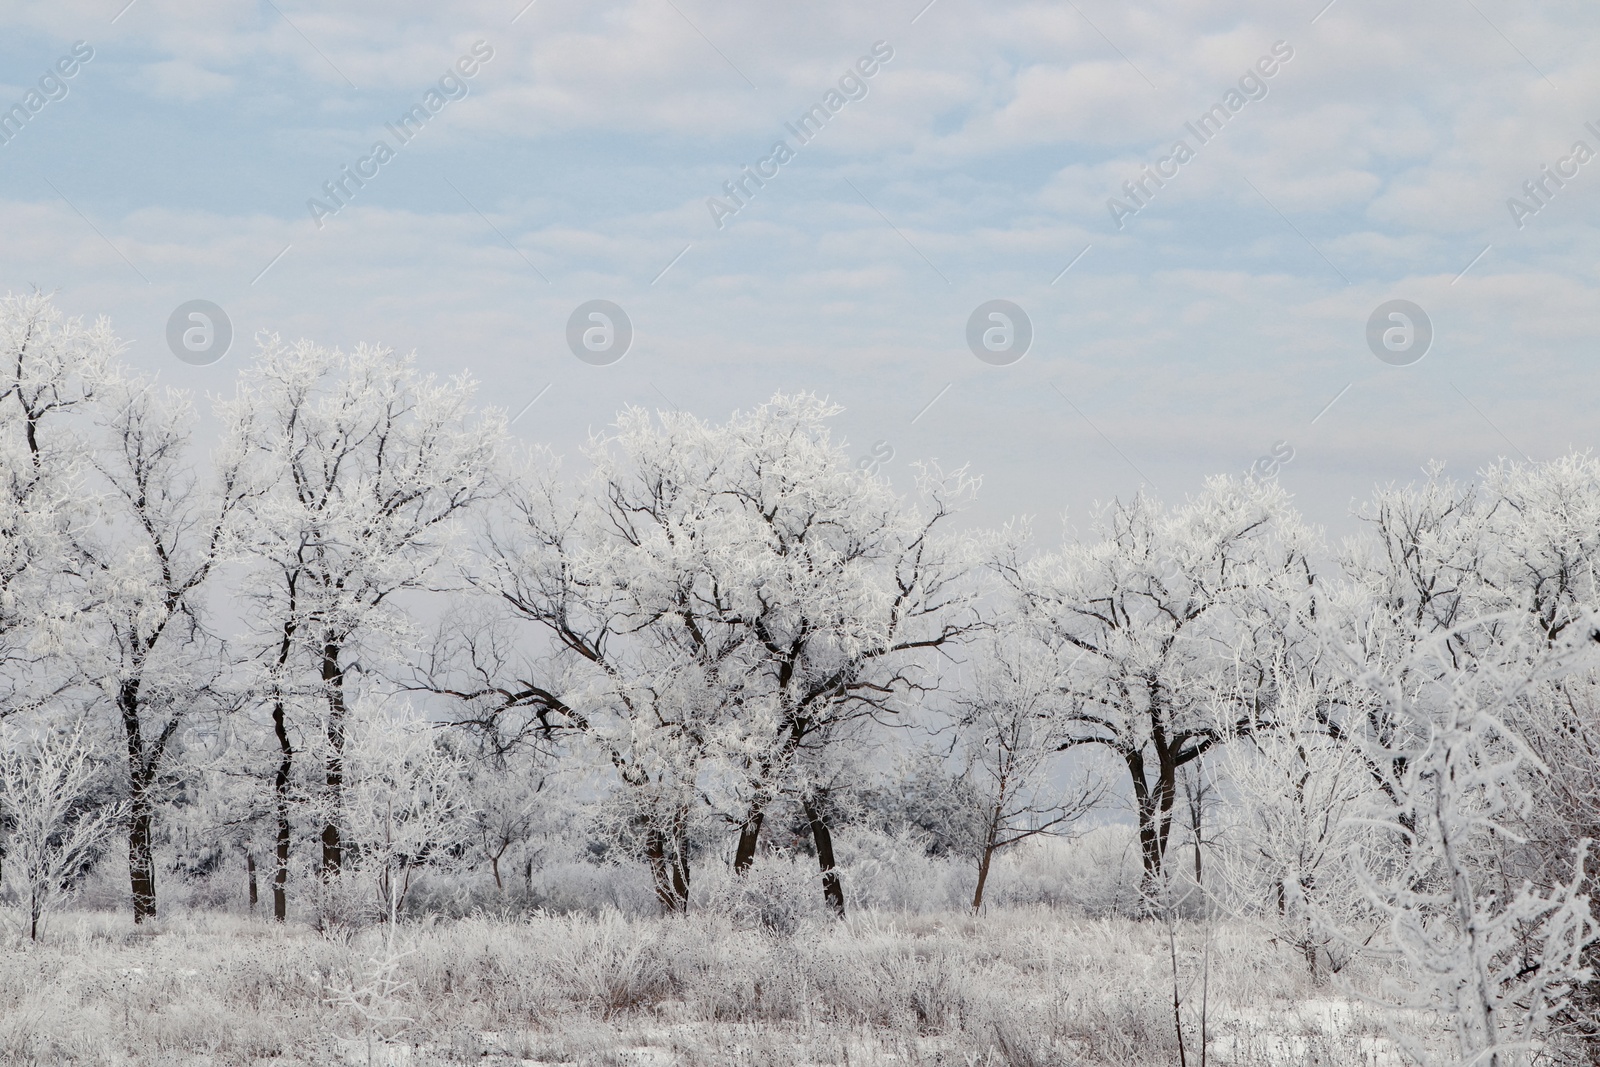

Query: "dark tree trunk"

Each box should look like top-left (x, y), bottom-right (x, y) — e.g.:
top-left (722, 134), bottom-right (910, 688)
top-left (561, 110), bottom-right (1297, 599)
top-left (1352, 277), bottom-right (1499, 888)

top-left (668, 806), bottom-right (690, 908)
top-left (272, 695), bottom-right (293, 922)
top-left (735, 725), bottom-right (805, 876)
top-left (321, 641), bottom-right (347, 877)
top-left (271, 587), bottom-right (298, 923)
top-left (972, 846), bottom-right (996, 914)
top-left (1189, 777), bottom-right (1204, 887)
top-left (128, 803), bottom-right (156, 922)
top-left (733, 804), bottom-right (765, 874)
top-left (1126, 739), bottom-right (1185, 896)
top-left (246, 851), bottom-right (258, 911)
top-left (489, 844), bottom-right (506, 891)
top-left (1127, 749), bottom-right (1163, 884)
top-left (972, 800), bottom-right (1005, 913)
top-left (802, 795), bottom-right (845, 917)
top-left (120, 679), bottom-right (158, 923)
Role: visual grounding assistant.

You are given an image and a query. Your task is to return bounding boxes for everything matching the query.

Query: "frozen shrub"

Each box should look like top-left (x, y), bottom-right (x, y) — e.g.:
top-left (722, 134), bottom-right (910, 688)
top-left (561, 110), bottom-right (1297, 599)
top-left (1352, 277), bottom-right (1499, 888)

top-left (983, 826), bottom-right (1144, 916)
top-left (835, 826), bottom-right (971, 913)
top-left (695, 850), bottom-right (829, 933)
top-left (0, 720), bottom-right (126, 941)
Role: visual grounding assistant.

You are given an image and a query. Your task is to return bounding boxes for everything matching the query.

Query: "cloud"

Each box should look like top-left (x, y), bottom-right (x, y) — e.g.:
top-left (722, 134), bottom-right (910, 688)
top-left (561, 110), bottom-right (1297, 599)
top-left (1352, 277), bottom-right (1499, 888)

top-left (1, 0), bottom-right (1598, 534)
top-left (141, 59), bottom-right (233, 100)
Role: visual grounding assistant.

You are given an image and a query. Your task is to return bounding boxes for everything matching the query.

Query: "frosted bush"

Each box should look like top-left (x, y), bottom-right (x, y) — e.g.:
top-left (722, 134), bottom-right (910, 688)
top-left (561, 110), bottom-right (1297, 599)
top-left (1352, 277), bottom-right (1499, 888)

top-left (695, 850), bottom-right (830, 932)
top-left (835, 826), bottom-right (971, 913)
top-left (982, 825), bottom-right (1144, 916)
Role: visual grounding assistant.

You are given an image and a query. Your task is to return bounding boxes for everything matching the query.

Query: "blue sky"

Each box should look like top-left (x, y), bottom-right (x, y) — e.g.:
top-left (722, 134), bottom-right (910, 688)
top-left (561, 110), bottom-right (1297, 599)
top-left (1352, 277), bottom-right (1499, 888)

top-left (2, 0), bottom-right (1598, 539)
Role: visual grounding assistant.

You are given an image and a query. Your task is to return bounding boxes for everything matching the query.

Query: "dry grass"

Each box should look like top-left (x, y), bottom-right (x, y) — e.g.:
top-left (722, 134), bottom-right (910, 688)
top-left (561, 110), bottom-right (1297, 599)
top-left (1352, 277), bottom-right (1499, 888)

top-left (0, 905), bottom-right (1413, 1066)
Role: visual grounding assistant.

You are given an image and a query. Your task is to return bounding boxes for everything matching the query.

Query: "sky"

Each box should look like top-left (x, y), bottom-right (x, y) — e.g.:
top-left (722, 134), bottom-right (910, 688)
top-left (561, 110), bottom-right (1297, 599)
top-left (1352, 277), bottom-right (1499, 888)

top-left (2, 0), bottom-right (1597, 543)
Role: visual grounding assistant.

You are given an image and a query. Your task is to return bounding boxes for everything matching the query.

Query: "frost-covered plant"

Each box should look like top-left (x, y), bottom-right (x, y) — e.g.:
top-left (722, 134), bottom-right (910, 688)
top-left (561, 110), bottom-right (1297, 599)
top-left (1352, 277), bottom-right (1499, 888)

top-left (950, 624), bottom-right (1104, 912)
top-left (695, 849), bottom-right (829, 933)
top-left (0, 719), bottom-right (126, 940)
top-left (338, 701), bottom-right (470, 925)
top-left (326, 912), bottom-right (417, 1065)
top-left (1342, 623), bottom-right (1598, 1067)
top-left (456, 742), bottom-right (546, 894)
top-left (69, 367), bottom-right (252, 924)
top-left (0, 294), bottom-right (114, 698)
top-left (436, 394), bottom-right (986, 915)
top-left (999, 475), bottom-right (1322, 890)
top-left (221, 337), bottom-right (501, 919)
top-left (1215, 670), bottom-right (1380, 982)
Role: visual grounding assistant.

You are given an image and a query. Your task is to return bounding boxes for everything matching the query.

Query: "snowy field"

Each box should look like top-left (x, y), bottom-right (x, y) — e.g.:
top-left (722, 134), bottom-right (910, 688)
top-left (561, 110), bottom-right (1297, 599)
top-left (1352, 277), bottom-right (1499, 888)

top-left (0, 903), bottom-right (1415, 1067)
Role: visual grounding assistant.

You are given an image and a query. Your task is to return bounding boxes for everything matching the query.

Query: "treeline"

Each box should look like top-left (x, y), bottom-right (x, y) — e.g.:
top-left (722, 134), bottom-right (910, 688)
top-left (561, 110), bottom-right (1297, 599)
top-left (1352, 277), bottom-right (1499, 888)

top-left (0, 293), bottom-right (1598, 1058)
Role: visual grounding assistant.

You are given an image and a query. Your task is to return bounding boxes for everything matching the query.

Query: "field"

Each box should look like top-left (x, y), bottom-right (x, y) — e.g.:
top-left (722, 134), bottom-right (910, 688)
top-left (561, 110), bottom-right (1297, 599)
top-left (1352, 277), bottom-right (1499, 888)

top-left (0, 902), bottom-right (1415, 1067)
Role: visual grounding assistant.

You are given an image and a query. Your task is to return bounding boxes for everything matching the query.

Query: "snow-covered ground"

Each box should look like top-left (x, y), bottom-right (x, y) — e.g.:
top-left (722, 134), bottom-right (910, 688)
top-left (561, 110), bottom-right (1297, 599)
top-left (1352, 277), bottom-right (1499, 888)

top-left (0, 905), bottom-right (1427, 1066)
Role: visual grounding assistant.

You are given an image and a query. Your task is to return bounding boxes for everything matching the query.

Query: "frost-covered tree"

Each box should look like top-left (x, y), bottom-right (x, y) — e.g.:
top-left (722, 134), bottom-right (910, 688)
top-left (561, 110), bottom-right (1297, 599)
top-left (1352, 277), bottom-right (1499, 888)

top-left (0, 293), bottom-right (115, 715)
top-left (1001, 476), bottom-right (1320, 888)
top-left (1333, 457), bottom-right (1600, 1040)
top-left (67, 370), bottom-right (251, 922)
top-left (952, 625), bottom-right (1102, 913)
top-left (456, 742), bottom-right (546, 894)
top-left (0, 719), bottom-right (126, 940)
top-left (1474, 454), bottom-right (1600, 1045)
top-left (222, 338), bottom-right (500, 919)
top-left (435, 395), bottom-right (984, 914)
top-left (1342, 464), bottom-right (1500, 651)
top-left (339, 701), bottom-right (468, 921)
top-left (1214, 664), bottom-right (1379, 981)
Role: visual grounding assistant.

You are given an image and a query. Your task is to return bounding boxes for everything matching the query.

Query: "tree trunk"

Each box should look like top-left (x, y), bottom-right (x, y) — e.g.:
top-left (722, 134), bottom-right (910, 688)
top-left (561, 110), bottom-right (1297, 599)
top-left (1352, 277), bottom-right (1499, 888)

top-left (645, 826), bottom-right (690, 914)
top-left (802, 795), bottom-right (845, 917)
top-left (271, 592), bottom-right (298, 922)
top-left (972, 803), bottom-right (1004, 914)
top-left (733, 804), bottom-right (765, 874)
top-left (1127, 750), bottom-right (1164, 885)
top-left (127, 801), bottom-right (157, 923)
top-left (321, 641), bottom-right (347, 877)
top-left (1127, 743), bottom-right (1183, 896)
top-left (272, 693), bottom-right (293, 923)
top-left (667, 805), bottom-right (690, 908)
top-left (119, 679), bottom-right (158, 923)
top-left (246, 851), bottom-right (258, 911)
top-left (1184, 765), bottom-right (1206, 889)
top-left (972, 845), bottom-right (996, 914)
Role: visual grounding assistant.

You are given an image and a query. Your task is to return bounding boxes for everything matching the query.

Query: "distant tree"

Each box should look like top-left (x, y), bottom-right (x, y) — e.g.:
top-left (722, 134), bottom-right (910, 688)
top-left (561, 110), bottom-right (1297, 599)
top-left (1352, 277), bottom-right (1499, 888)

top-left (859, 747), bottom-right (986, 859)
top-left (340, 701), bottom-right (468, 921)
top-left (457, 745), bottom-right (544, 894)
top-left (67, 369), bottom-right (250, 922)
top-left (222, 338), bottom-right (500, 919)
top-left (433, 395), bottom-right (985, 915)
top-left (0, 293), bottom-right (114, 716)
top-left (1214, 664), bottom-right (1378, 982)
top-left (1000, 476), bottom-right (1320, 890)
top-left (953, 626), bottom-right (1103, 913)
